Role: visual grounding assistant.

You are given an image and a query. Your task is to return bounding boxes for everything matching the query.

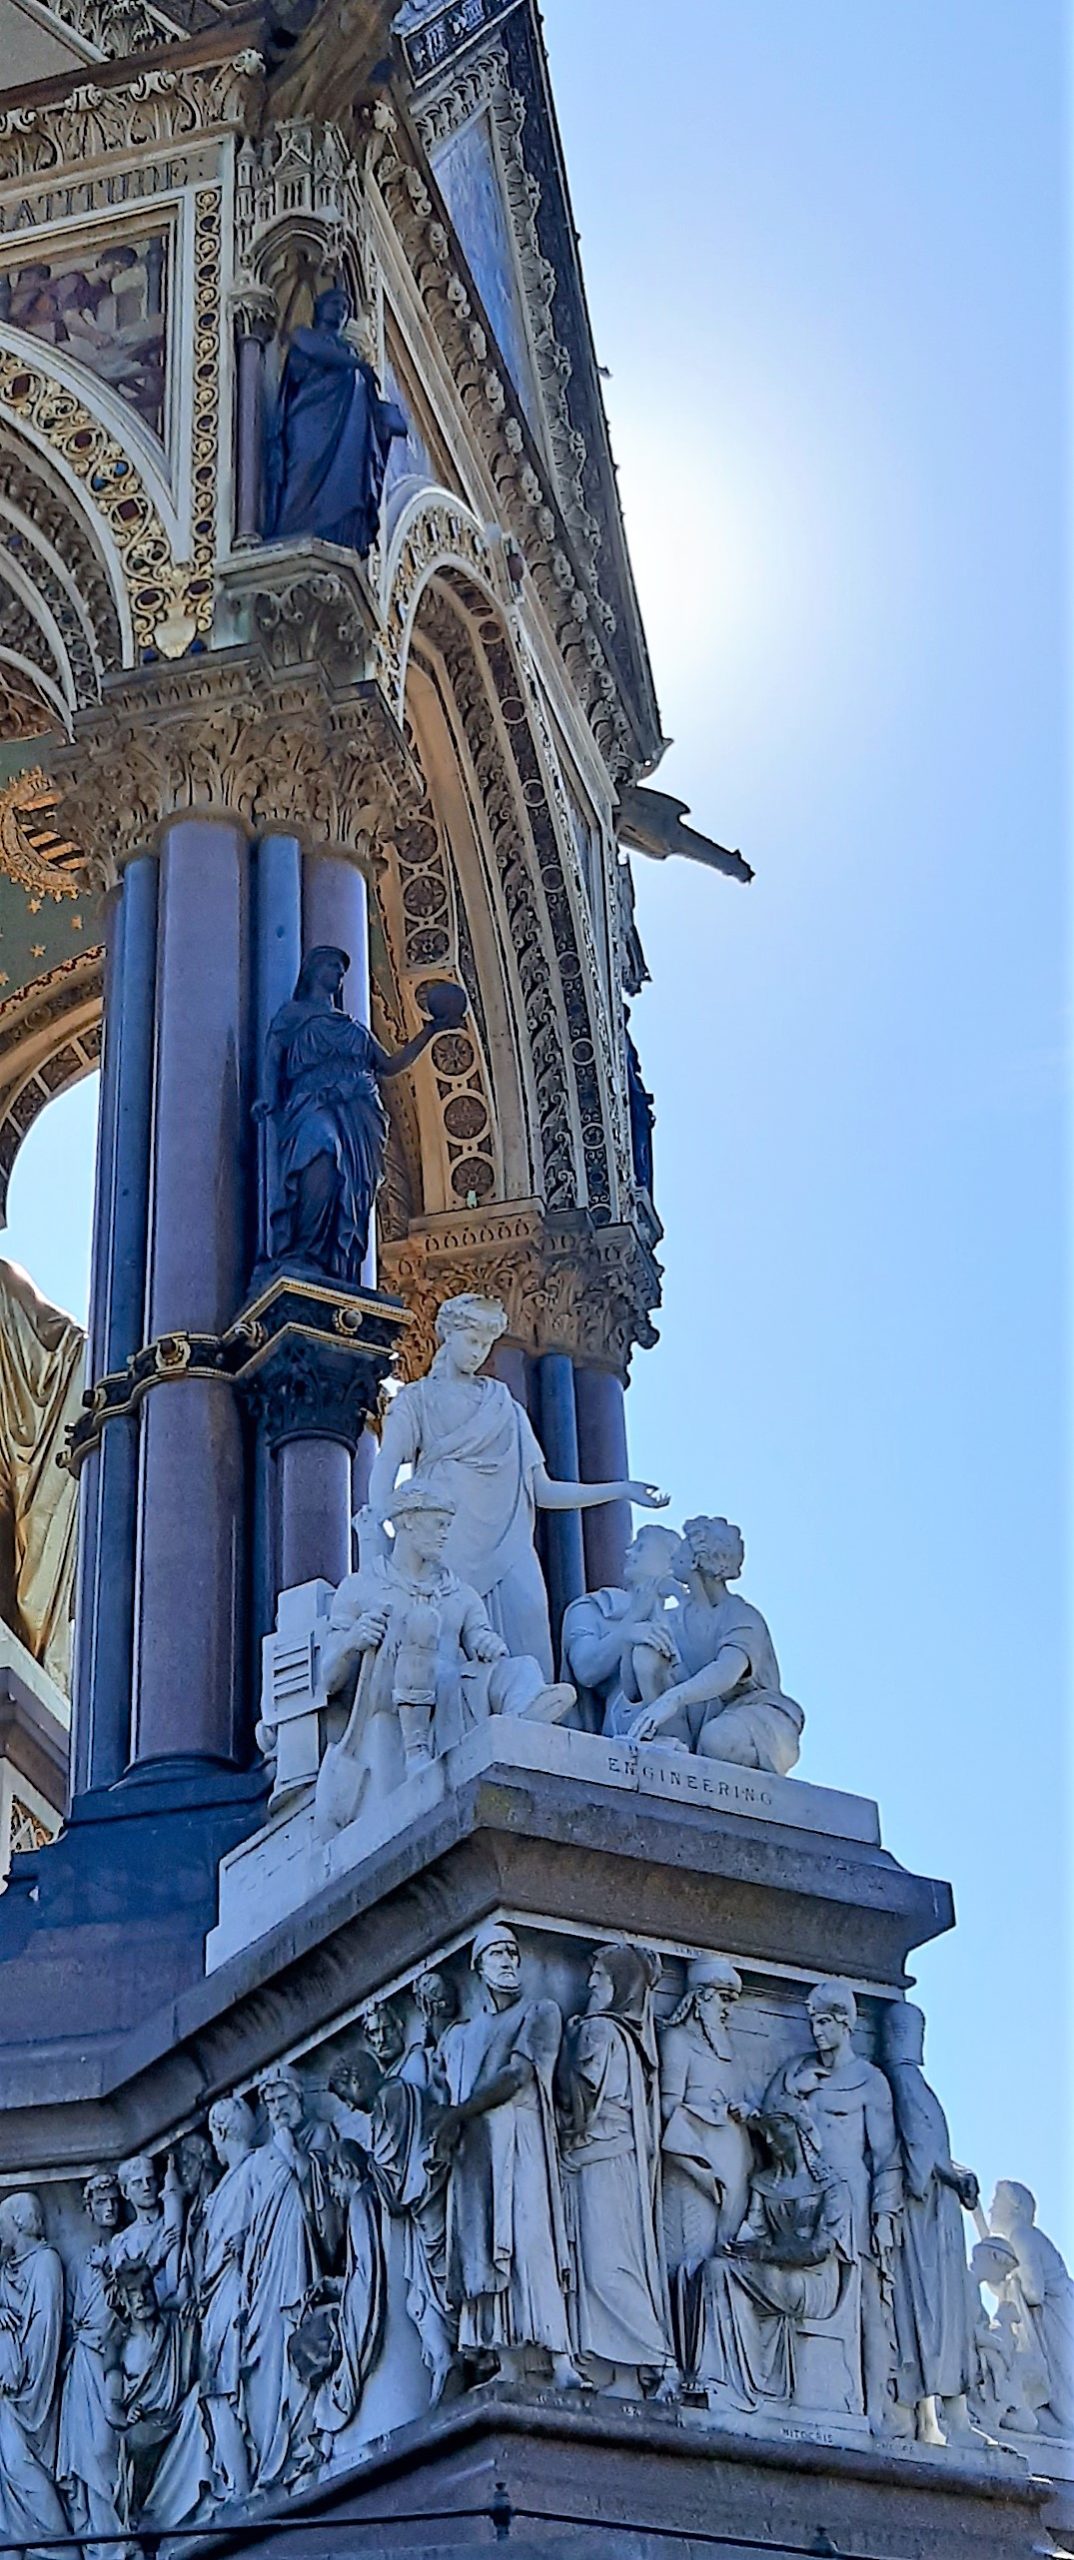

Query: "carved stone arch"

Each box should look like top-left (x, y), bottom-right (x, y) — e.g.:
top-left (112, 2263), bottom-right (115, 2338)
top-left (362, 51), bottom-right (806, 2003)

top-left (391, 545), bottom-right (625, 1223)
top-left (0, 415), bottom-right (129, 682)
top-left (0, 952), bottom-right (102, 1225)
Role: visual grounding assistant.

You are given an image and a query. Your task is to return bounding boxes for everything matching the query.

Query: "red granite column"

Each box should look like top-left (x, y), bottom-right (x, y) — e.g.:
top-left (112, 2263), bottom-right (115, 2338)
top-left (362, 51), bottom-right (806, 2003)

top-left (575, 1363), bottom-right (632, 1591)
top-left (131, 815), bottom-right (249, 1769)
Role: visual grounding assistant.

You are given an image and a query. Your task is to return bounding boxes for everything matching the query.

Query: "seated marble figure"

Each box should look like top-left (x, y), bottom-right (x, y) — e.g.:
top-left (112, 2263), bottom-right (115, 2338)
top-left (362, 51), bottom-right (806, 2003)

top-left (563, 1514), bottom-right (803, 1778)
top-left (315, 1481), bottom-right (575, 1835)
top-left (680, 2096), bottom-right (860, 2419)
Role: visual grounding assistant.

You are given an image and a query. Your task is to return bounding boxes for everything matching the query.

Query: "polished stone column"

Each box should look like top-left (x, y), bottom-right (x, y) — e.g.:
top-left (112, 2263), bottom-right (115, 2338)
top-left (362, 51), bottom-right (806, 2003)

top-left (71, 854), bottom-right (158, 1795)
top-left (279, 1438), bottom-right (352, 1588)
top-left (131, 817), bottom-right (249, 1770)
top-left (536, 1350), bottom-right (586, 1650)
top-left (488, 1338), bottom-right (532, 1409)
top-left (576, 1364), bottom-right (631, 1592)
top-left (250, 832), bottom-right (303, 1639)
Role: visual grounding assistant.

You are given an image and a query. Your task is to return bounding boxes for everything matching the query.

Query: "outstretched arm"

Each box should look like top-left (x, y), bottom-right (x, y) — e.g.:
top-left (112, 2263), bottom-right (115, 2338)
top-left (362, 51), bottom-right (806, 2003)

top-left (533, 1464), bottom-right (668, 1516)
top-left (376, 1020), bottom-right (438, 1081)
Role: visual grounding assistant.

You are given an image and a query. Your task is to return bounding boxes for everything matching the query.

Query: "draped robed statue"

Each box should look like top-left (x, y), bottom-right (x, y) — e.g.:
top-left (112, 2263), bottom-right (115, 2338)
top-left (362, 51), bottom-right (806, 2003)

top-left (263, 283), bottom-right (407, 557)
top-left (256, 949), bottom-right (466, 1285)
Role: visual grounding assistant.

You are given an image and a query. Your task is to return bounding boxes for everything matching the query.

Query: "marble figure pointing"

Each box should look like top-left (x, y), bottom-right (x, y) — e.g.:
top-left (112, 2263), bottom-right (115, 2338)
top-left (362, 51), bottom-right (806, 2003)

top-left (368, 1293), bottom-right (668, 1680)
top-left (256, 950), bottom-right (466, 1285)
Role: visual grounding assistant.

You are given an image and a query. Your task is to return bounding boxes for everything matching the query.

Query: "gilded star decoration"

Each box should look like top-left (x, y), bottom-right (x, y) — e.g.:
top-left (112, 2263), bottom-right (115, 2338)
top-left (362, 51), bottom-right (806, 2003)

top-left (31, 943), bottom-right (45, 958)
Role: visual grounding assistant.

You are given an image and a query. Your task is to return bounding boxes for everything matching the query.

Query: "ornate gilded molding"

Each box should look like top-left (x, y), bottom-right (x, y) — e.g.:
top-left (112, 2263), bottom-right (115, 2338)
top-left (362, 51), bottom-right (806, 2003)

top-left (381, 1201), bottom-right (660, 1381)
top-left (418, 574), bottom-right (621, 1219)
top-left (0, 770), bottom-right (81, 902)
top-left (414, 46), bottom-right (599, 571)
top-left (379, 491), bottom-right (495, 711)
top-left (0, 54), bottom-right (265, 187)
top-left (50, 652), bottom-right (422, 884)
top-left (363, 101), bottom-right (637, 782)
top-left (65, 1278), bottom-right (408, 1470)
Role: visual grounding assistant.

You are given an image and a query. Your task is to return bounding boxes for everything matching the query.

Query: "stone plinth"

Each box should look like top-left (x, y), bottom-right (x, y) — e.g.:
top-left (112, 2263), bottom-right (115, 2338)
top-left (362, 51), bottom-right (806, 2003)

top-left (207, 1722), bottom-right (884, 1972)
top-left (199, 2391), bottom-right (1049, 2560)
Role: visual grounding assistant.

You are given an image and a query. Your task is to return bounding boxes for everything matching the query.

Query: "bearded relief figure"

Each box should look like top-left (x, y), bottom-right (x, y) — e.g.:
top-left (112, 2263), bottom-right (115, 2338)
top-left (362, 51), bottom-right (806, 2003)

top-left (659, 1957), bottom-right (754, 2275)
top-left (0, 1257), bottom-right (84, 1691)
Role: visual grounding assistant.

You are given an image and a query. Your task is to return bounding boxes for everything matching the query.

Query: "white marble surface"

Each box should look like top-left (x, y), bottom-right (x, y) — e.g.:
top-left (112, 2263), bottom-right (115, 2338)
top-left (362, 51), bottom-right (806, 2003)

top-left (207, 1722), bottom-right (881, 1973)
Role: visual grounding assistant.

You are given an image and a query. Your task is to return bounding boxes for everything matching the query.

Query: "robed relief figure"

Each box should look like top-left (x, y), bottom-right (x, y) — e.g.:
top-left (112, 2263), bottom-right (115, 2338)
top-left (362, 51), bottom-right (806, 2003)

top-left (0, 2191), bottom-right (69, 2549)
top-left (264, 283), bottom-right (407, 556)
top-left (880, 2003), bottom-right (979, 2445)
top-left (557, 1944), bottom-right (678, 2396)
top-left (436, 1920), bottom-right (582, 2389)
top-left (659, 1956), bottom-right (754, 2273)
top-left (256, 951), bottom-right (464, 1284)
top-left (684, 2100), bottom-right (858, 2414)
top-left (369, 1294), bottom-right (666, 1680)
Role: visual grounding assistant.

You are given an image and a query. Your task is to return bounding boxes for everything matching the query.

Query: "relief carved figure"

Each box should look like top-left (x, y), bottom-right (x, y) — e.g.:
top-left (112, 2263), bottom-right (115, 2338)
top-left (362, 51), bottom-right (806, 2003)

top-left (365, 1974), bottom-right (460, 2404)
top-left (558, 1943), bottom-right (678, 2397)
top-left (880, 2002), bottom-right (980, 2445)
top-left (0, 2191), bottom-right (69, 2549)
top-left (659, 1957), bottom-right (754, 2275)
top-left (56, 2170), bottom-right (129, 2557)
top-left (764, 1981), bottom-right (902, 2431)
top-left (110, 2154), bottom-right (183, 2309)
top-left (683, 2098), bottom-right (858, 2416)
top-left (368, 1294), bottom-right (666, 1680)
top-left (195, 2098), bottom-right (262, 2505)
top-left (987, 2180), bottom-right (1074, 2438)
top-left (436, 1919), bottom-right (583, 2389)
top-left (316, 1481), bottom-right (574, 1834)
top-left (628, 1518), bottom-right (803, 1776)
top-left (241, 2066), bottom-right (334, 2492)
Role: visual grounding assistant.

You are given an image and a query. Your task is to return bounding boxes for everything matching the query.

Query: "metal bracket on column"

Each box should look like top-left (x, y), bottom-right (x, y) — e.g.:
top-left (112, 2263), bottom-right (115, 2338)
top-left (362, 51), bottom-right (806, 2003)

top-left (229, 1272), bottom-right (409, 1450)
top-left (64, 1278), bottom-right (410, 1471)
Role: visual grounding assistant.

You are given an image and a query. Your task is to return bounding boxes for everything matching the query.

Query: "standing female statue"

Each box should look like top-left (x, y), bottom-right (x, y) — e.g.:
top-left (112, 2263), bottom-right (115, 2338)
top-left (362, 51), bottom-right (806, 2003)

top-left (256, 950), bottom-right (465, 1283)
top-left (263, 283), bottom-right (407, 557)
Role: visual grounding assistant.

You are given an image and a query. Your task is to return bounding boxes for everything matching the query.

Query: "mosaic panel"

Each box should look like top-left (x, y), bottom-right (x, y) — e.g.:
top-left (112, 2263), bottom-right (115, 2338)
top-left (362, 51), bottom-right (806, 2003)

top-left (0, 229), bottom-right (169, 441)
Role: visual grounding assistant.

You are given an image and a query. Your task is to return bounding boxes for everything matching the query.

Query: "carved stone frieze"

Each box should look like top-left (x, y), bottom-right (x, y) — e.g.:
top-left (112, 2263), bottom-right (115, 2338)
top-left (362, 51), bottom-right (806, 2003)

top-left (380, 1199), bottom-right (660, 1379)
top-left (0, 54), bottom-right (265, 187)
top-left (49, 653), bottom-right (422, 886)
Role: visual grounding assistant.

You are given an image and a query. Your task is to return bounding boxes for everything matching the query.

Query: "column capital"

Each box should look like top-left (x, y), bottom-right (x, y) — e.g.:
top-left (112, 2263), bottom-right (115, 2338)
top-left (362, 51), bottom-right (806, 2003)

top-left (380, 1200), bottom-right (662, 1383)
top-left (52, 592), bottom-right (421, 888)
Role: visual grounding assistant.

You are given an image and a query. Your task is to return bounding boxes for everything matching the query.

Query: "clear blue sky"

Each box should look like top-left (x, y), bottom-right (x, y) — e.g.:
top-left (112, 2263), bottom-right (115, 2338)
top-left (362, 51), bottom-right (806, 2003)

top-left (4, 1), bottom-right (1069, 2250)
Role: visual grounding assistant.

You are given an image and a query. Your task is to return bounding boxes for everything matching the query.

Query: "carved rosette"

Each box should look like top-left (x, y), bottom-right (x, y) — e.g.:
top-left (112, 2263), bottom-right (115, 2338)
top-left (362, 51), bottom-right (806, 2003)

top-left (380, 1201), bottom-right (661, 1381)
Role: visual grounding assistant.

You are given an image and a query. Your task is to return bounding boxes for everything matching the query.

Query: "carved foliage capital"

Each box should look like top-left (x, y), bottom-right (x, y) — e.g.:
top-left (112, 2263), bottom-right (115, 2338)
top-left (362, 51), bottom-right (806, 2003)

top-left (381, 1205), bottom-right (661, 1382)
top-left (50, 654), bottom-right (421, 884)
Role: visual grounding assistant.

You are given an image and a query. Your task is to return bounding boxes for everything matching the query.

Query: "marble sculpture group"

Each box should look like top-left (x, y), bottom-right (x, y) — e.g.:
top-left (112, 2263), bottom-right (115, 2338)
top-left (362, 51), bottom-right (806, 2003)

top-left (2, 1285), bottom-right (1070, 2544)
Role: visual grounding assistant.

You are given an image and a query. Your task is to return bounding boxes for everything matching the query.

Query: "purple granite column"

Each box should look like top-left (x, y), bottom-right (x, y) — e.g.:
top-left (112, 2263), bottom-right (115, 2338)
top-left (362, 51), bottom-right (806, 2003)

top-left (576, 1364), bottom-right (631, 1591)
top-left (233, 327), bottom-right (266, 544)
top-left (536, 1351), bottom-right (586, 1652)
top-left (487, 1338), bottom-right (532, 1409)
top-left (131, 817), bottom-right (249, 1770)
top-left (279, 1439), bottom-right (352, 1588)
